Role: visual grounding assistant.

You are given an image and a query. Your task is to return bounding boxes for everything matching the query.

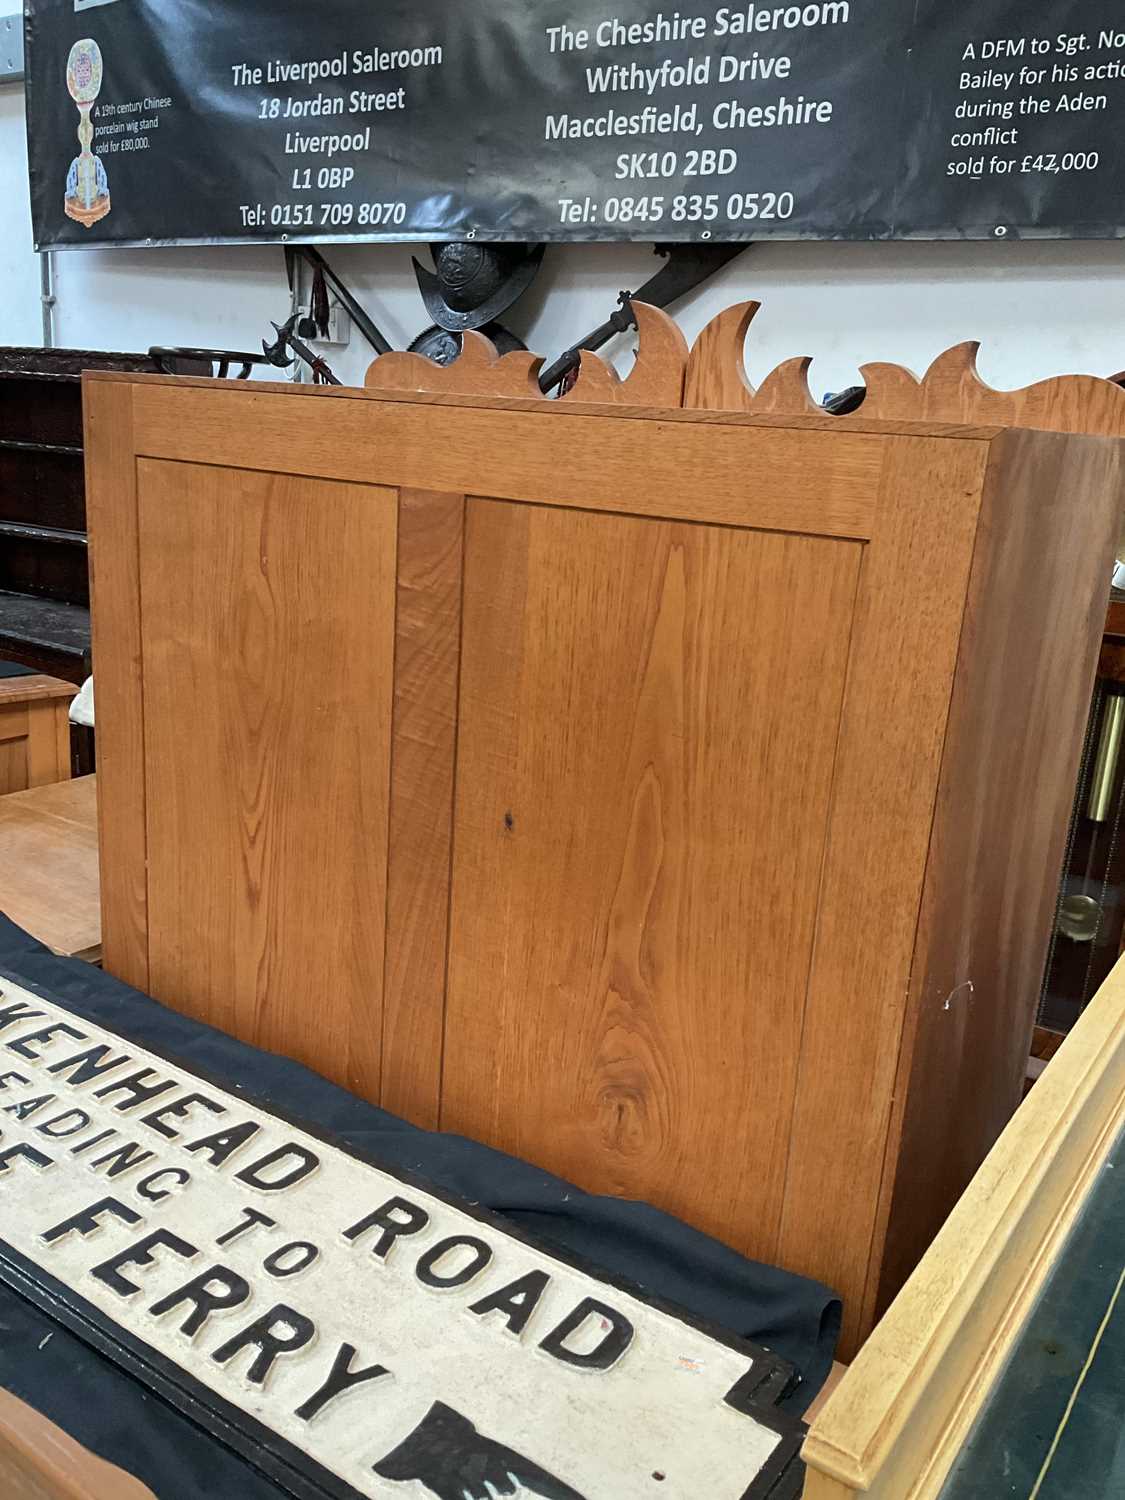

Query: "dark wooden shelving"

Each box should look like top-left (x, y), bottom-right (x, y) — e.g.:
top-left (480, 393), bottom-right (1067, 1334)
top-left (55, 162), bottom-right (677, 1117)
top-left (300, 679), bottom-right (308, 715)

top-left (0, 346), bottom-right (159, 682)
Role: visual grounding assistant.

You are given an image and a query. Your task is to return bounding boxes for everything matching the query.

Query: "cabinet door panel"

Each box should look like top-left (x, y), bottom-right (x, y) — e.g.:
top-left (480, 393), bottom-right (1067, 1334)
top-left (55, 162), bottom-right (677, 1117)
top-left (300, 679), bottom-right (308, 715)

top-left (442, 498), bottom-right (862, 1262)
top-left (136, 459), bottom-right (397, 1099)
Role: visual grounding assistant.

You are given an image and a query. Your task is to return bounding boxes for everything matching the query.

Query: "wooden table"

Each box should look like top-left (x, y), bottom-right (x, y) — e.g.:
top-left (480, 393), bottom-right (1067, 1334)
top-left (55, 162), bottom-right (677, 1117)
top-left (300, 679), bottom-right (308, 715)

top-left (0, 775), bottom-right (100, 961)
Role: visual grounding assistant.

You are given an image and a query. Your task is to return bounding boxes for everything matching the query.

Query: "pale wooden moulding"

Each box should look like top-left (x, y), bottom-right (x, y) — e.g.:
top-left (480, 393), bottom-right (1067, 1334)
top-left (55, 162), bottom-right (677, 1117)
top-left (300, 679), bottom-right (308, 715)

top-left (801, 952), bottom-right (1125, 1498)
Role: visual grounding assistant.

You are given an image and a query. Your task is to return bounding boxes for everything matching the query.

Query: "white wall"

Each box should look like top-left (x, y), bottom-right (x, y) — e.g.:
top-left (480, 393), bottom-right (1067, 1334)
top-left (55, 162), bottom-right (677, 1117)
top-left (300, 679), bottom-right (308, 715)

top-left (3, 77), bottom-right (1124, 394)
top-left (0, 84), bottom-right (45, 346)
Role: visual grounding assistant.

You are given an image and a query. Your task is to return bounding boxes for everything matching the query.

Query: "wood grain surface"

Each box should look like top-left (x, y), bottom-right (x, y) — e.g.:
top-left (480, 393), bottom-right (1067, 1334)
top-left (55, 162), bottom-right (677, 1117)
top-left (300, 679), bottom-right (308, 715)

top-left (366, 303), bottom-right (689, 409)
top-left (136, 460), bottom-right (397, 1098)
top-left (802, 953), bottom-right (1125, 1499)
top-left (0, 676), bottom-right (77, 705)
top-left (128, 383), bottom-right (882, 540)
top-left (0, 676), bottom-right (75, 795)
top-left (85, 365), bottom-right (1123, 1359)
top-left (0, 774), bottom-right (99, 959)
top-left (776, 436), bottom-right (991, 1358)
top-left (85, 378), bottom-right (148, 989)
top-left (380, 489), bottom-right (465, 1128)
top-left (442, 498), bottom-right (862, 1260)
top-left (871, 428), bottom-right (1123, 1326)
top-left (88, 365), bottom-right (1015, 438)
top-left (857, 341), bottom-right (1125, 433)
top-left (366, 330), bottom-right (545, 399)
top-left (681, 305), bottom-right (1125, 436)
top-left (683, 301), bottom-right (759, 410)
top-left (0, 1389), bottom-right (156, 1500)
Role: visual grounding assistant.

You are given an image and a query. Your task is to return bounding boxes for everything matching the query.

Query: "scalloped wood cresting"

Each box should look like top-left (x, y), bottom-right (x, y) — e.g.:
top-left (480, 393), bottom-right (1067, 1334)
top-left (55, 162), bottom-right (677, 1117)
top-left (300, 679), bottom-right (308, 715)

top-left (362, 298), bottom-right (1125, 447)
top-left (0, 976), bottom-right (804, 1500)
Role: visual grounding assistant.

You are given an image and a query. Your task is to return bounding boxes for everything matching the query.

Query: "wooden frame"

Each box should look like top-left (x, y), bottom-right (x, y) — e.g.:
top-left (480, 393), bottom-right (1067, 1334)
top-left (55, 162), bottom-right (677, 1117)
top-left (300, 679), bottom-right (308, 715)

top-left (802, 951), bottom-right (1125, 1497)
top-left (83, 316), bottom-right (1123, 1357)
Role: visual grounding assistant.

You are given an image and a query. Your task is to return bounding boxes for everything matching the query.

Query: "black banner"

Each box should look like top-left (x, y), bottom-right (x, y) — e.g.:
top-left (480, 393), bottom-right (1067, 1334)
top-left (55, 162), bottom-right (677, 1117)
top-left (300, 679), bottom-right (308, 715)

top-left (24, 0), bottom-right (1125, 249)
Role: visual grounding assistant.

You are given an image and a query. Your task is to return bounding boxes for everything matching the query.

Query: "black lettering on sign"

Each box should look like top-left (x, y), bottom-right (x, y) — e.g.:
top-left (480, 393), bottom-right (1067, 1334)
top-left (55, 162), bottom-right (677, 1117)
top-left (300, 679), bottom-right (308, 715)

top-left (91, 1228), bottom-right (198, 1297)
top-left (264, 1241), bottom-right (320, 1278)
top-left (41, 1196), bottom-right (143, 1245)
top-left (216, 1207), bottom-right (276, 1246)
top-left (0, 999), bottom-right (45, 1033)
top-left (141, 1090), bottom-right (226, 1140)
top-left (48, 1045), bottom-right (132, 1087)
top-left (539, 1298), bottom-right (634, 1371)
top-left (36, 1108), bottom-right (91, 1138)
top-left (0, 1141), bottom-right (52, 1176)
top-left (184, 1120), bottom-right (261, 1168)
top-left (93, 1069), bottom-right (177, 1113)
top-left (0, 1070), bottom-right (29, 1092)
top-left (149, 1264), bottom-right (251, 1336)
top-left (295, 1342), bottom-right (391, 1423)
top-left (3, 1093), bottom-right (55, 1120)
top-left (235, 1143), bottom-right (320, 1192)
top-left (343, 1196), bottom-right (429, 1258)
top-left (136, 1167), bottom-right (192, 1203)
top-left (415, 1235), bottom-right (493, 1290)
top-left (212, 1304), bottom-right (316, 1385)
top-left (88, 1141), bottom-right (156, 1178)
top-left (469, 1269), bottom-right (551, 1336)
top-left (6, 1022), bottom-right (85, 1059)
top-left (70, 1129), bottom-right (118, 1156)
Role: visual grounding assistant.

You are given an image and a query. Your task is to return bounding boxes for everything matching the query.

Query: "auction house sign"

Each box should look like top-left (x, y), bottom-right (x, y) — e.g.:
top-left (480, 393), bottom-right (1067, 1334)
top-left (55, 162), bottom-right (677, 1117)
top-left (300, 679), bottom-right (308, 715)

top-left (22, 0), bottom-right (1125, 247)
top-left (0, 977), bottom-right (804, 1499)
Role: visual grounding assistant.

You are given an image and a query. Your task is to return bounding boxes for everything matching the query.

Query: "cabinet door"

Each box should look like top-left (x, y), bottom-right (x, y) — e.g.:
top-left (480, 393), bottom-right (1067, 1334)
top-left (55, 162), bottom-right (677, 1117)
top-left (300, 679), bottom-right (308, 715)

top-left (441, 497), bottom-right (861, 1265)
top-left (135, 459), bottom-right (397, 1099)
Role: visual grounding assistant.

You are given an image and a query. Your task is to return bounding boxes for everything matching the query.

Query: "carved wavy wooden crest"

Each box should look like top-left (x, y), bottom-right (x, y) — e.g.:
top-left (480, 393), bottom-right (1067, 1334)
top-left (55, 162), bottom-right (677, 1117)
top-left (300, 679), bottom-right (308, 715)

top-left (365, 302), bottom-right (687, 407)
top-left (366, 329), bottom-right (543, 398)
top-left (567, 302), bottom-right (689, 406)
top-left (684, 301), bottom-right (1125, 436)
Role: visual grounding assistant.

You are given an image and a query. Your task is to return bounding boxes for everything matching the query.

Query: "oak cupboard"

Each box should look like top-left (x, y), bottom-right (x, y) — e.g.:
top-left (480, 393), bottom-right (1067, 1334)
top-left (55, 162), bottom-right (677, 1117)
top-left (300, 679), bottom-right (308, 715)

top-left (84, 330), bottom-right (1122, 1355)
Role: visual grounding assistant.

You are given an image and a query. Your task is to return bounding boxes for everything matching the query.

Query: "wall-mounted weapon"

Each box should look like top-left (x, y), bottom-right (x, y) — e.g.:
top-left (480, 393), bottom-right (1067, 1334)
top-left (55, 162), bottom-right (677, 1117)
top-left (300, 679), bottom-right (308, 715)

top-left (536, 242), bottom-right (749, 394)
top-left (261, 315), bottom-right (342, 384)
top-left (157, 240), bottom-right (752, 391)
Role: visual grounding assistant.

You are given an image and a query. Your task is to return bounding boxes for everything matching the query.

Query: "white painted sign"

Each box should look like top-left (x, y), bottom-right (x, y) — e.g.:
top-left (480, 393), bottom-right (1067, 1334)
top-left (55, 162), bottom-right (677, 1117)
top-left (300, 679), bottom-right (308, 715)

top-left (0, 977), bottom-right (801, 1500)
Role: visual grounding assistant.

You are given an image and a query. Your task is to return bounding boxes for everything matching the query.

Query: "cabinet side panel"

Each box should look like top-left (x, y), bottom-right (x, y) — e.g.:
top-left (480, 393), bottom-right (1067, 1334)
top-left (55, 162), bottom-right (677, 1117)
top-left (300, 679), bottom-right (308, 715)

top-left (873, 428), bottom-right (1124, 1324)
top-left (443, 498), bottom-right (862, 1265)
top-left (24, 699), bottom-right (71, 787)
top-left (136, 460), bottom-right (397, 1102)
top-left (778, 436), bottom-right (990, 1359)
top-left (84, 377), bottom-right (148, 989)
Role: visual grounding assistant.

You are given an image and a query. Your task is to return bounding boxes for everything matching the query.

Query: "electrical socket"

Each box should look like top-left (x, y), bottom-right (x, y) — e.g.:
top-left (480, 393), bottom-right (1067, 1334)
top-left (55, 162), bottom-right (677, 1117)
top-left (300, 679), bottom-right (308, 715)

top-left (297, 303), bottom-right (351, 346)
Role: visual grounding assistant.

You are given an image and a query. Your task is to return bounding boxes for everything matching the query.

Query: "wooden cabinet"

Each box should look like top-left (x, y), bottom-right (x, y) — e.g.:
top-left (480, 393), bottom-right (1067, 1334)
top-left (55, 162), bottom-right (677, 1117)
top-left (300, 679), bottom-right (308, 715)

top-left (85, 367), bottom-right (1122, 1356)
top-left (0, 673), bottom-right (75, 792)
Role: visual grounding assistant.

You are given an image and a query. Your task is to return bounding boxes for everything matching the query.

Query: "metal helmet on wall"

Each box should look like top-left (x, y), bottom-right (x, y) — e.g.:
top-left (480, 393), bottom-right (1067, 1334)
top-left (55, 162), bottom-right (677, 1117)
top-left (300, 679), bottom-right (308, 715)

top-left (410, 241), bottom-right (545, 364)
